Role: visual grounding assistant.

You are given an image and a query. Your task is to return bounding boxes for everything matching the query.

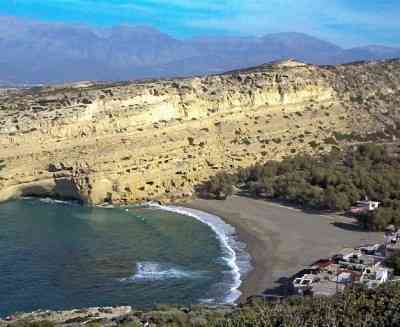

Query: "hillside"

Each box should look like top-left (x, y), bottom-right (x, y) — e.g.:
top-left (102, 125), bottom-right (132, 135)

top-left (0, 59), bottom-right (400, 205)
top-left (3, 284), bottom-right (400, 326)
top-left (1, 16), bottom-right (400, 84)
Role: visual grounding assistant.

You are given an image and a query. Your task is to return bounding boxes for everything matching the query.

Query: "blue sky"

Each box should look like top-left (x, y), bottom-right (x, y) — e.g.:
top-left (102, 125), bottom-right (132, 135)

top-left (1, 0), bottom-right (400, 47)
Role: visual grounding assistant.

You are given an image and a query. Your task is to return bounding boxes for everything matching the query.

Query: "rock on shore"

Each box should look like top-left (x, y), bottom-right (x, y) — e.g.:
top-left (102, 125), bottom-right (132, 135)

top-left (0, 307), bottom-right (132, 326)
top-left (0, 305), bottom-right (234, 326)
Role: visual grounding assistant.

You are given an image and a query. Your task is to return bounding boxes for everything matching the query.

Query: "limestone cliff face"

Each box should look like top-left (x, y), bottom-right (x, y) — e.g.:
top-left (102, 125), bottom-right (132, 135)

top-left (0, 59), bottom-right (399, 204)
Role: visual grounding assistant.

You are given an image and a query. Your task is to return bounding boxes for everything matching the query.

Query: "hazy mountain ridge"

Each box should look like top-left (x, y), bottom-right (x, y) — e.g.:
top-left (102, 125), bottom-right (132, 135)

top-left (1, 16), bottom-right (400, 84)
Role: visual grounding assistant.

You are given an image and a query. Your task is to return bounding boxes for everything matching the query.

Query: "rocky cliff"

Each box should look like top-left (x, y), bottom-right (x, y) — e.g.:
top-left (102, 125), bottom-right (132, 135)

top-left (0, 59), bottom-right (399, 204)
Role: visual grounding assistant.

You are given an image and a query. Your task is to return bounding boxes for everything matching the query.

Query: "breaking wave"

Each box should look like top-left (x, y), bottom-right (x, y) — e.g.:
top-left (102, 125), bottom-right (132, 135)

top-left (120, 262), bottom-right (203, 282)
top-left (22, 197), bottom-right (79, 206)
top-left (149, 205), bottom-right (252, 304)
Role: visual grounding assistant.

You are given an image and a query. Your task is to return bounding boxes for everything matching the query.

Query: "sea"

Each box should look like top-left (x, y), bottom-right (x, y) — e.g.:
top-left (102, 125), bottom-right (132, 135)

top-left (0, 198), bottom-right (251, 316)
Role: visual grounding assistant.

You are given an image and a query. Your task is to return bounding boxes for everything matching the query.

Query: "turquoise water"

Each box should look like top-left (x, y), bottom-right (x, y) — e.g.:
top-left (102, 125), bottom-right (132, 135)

top-left (0, 199), bottom-right (244, 316)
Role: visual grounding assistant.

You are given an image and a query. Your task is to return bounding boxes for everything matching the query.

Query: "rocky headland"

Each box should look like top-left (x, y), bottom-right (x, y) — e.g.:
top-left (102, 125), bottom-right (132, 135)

top-left (1, 59), bottom-right (400, 205)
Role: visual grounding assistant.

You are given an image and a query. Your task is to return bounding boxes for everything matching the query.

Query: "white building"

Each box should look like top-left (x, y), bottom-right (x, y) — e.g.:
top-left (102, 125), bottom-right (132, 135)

top-left (356, 200), bottom-right (380, 211)
top-left (350, 200), bottom-right (380, 214)
top-left (360, 265), bottom-right (392, 289)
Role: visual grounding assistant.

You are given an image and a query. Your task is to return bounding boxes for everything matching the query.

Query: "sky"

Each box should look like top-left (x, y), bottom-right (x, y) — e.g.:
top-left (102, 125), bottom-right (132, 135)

top-left (1, 0), bottom-right (399, 47)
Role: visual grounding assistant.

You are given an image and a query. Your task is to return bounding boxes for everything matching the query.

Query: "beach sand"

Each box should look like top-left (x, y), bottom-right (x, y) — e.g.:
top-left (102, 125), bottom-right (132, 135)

top-left (186, 196), bottom-right (383, 301)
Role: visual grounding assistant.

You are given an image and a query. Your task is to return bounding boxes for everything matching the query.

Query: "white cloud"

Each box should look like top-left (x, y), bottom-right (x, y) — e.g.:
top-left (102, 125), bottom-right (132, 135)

top-left (7, 0), bottom-right (400, 47)
top-left (183, 0), bottom-right (400, 46)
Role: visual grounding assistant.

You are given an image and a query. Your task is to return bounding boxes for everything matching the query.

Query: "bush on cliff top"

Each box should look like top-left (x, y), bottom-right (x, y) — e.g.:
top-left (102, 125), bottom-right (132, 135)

top-left (9, 284), bottom-right (400, 326)
top-left (116, 284), bottom-right (400, 326)
top-left (208, 284), bottom-right (400, 327)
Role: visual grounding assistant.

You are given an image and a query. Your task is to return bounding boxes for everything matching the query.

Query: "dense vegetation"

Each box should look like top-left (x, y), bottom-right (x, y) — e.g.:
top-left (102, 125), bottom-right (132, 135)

top-left (385, 250), bottom-right (400, 276)
top-left (210, 284), bottom-right (400, 327)
top-left (200, 144), bottom-right (400, 231)
top-left (10, 284), bottom-right (400, 326)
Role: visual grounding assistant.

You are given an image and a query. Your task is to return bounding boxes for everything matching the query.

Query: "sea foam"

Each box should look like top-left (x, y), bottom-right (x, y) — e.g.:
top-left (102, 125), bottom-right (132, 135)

top-left (150, 205), bottom-right (252, 304)
top-left (22, 197), bottom-right (79, 206)
top-left (121, 262), bottom-right (202, 282)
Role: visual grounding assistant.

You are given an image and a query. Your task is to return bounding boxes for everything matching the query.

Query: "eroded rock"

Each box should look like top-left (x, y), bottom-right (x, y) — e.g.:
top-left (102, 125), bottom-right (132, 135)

top-left (0, 60), bottom-right (399, 204)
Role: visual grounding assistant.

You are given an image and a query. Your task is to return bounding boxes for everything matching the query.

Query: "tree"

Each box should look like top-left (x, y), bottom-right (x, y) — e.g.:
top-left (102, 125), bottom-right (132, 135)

top-left (322, 187), bottom-right (350, 211)
top-left (201, 172), bottom-right (235, 200)
top-left (368, 208), bottom-right (395, 231)
top-left (337, 183), bottom-right (361, 205)
top-left (198, 144), bottom-right (400, 231)
top-left (385, 250), bottom-right (400, 275)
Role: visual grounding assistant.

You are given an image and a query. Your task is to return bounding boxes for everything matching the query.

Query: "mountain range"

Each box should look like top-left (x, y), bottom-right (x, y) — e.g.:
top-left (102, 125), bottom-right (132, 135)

top-left (1, 16), bottom-right (400, 85)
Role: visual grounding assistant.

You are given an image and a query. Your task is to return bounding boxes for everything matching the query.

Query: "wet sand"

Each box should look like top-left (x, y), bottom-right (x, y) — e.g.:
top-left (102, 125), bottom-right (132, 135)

top-left (186, 196), bottom-right (383, 301)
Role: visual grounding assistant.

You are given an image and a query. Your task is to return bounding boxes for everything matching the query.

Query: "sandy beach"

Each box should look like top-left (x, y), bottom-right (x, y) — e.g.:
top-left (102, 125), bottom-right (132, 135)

top-left (186, 196), bottom-right (384, 301)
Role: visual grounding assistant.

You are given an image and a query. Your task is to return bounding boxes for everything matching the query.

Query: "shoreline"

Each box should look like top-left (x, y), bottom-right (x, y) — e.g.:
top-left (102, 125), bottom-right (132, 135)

top-left (150, 204), bottom-right (251, 304)
top-left (11, 196), bottom-right (385, 305)
top-left (184, 197), bottom-right (278, 301)
top-left (184, 196), bottom-right (384, 301)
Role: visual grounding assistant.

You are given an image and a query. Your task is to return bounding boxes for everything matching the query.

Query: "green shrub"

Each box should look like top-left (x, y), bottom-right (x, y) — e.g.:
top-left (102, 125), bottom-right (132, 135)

top-left (334, 131), bottom-right (353, 141)
top-left (11, 320), bottom-right (55, 327)
top-left (385, 250), bottom-right (400, 275)
top-left (199, 144), bottom-right (400, 230)
top-left (208, 284), bottom-right (400, 327)
top-left (199, 172), bottom-right (236, 200)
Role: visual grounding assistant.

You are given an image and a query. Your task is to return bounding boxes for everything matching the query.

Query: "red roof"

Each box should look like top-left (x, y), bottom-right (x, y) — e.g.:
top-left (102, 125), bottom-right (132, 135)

top-left (312, 259), bottom-right (334, 268)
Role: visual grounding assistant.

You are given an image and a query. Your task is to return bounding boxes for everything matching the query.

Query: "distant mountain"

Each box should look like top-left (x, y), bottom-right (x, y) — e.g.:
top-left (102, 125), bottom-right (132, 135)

top-left (0, 16), bottom-right (399, 84)
top-left (333, 45), bottom-right (400, 64)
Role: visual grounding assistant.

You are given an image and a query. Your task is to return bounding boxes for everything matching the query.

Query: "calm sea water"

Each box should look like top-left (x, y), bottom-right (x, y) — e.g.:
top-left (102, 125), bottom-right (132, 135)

top-left (0, 199), bottom-right (247, 316)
